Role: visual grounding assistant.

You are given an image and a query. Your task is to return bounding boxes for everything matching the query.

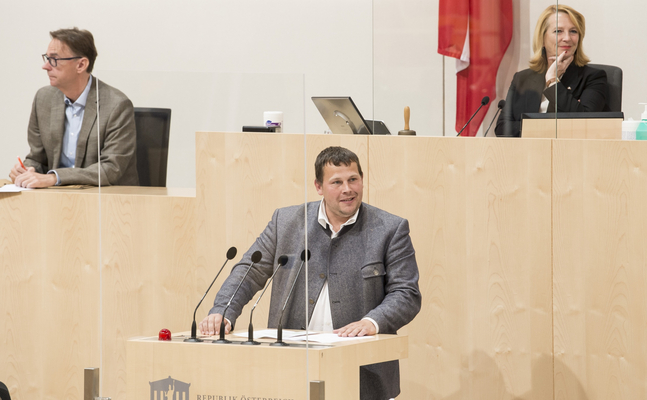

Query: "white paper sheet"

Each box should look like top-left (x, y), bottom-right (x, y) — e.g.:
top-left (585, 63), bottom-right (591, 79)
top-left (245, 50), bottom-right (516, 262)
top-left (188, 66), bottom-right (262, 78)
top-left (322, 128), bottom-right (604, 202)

top-left (233, 329), bottom-right (373, 344)
top-left (0, 184), bottom-right (33, 193)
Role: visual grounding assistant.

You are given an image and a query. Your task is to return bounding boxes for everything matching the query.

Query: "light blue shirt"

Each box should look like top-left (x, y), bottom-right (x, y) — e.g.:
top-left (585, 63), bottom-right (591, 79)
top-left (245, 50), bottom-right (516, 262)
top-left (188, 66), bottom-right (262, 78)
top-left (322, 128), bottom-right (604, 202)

top-left (48, 76), bottom-right (93, 185)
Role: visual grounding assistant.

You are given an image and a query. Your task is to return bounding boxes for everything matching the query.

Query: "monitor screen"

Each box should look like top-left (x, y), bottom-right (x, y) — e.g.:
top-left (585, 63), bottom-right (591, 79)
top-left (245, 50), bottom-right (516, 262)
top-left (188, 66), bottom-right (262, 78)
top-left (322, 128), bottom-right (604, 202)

top-left (312, 96), bottom-right (373, 135)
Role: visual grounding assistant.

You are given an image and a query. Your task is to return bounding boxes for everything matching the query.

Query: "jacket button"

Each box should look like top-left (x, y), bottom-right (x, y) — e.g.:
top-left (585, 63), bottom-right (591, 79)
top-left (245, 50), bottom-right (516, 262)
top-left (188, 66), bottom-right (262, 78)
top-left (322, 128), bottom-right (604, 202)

top-left (373, 269), bottom-right (379, 276)
top-left (319, 273), bottom-right (326, 279)
top-left (309, 298), bottom-right (315, 305)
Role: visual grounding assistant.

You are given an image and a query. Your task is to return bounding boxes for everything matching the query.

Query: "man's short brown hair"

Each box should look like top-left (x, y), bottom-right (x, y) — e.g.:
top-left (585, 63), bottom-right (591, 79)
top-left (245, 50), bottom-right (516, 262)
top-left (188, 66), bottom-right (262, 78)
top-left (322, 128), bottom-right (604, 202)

top-left (315, 146), bottom-right (363, 184)
top-left (50, 27), bottom-right (98, 73)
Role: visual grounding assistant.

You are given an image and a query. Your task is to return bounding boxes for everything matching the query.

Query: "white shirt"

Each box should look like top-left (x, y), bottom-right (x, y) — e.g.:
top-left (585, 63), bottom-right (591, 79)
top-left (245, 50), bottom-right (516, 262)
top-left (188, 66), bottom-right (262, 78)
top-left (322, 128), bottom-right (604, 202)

top-left (307, 199), bottom-right (379, 333)
top-left (540, 76), bottom-right (561, 114)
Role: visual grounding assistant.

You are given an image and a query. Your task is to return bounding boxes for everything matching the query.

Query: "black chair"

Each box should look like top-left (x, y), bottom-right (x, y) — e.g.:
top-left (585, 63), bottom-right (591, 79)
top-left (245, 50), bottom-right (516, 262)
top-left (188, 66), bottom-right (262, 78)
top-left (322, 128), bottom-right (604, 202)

top-left (589, 63), bottom-right (623, 112)
top-left (134, 108), bottom-right (171, 187)
top-left (0, 381), bottom-right (11, 400)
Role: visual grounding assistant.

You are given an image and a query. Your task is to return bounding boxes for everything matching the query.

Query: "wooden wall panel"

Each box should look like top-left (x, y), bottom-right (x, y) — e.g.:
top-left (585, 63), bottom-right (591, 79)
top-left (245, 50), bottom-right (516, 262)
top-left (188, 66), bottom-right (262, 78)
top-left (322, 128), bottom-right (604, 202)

top-left (0, 188), bottom-right (197, 400)
top-left (369, 136), bottom-right (553, 399)
top-left (0, 191), bottom-right (100, 400)
top-left (553, 140), bottom-right (647, 400)
top-left (99, 190), bottom-right (197, 399)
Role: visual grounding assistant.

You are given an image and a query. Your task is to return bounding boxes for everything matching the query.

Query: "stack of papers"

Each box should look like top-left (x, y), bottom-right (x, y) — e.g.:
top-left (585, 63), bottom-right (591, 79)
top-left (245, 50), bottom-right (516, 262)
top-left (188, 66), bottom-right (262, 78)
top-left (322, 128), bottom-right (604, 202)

top-left (0, 183), bottom-right (33, 193)
top-left (233, 329), bottom-right (373, 344)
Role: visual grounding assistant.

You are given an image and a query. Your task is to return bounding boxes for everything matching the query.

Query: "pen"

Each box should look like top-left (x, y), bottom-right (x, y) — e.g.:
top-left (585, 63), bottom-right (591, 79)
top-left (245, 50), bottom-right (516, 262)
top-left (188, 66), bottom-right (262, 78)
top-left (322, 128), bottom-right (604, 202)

top-left (17, 156), bottom-right (26, 170)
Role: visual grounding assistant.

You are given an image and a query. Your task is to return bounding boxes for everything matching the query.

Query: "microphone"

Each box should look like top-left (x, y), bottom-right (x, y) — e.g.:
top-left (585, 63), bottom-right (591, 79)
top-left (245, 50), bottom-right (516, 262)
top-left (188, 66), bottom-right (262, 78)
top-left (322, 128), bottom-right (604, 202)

top-left (271, 249), bottom-right (310, 347)
top-left (483, 100), bottom-right (506, 137)
top-left (457, 96), bottom-right (490, 136)
top-left (241, 255), bottom-right (289, 346)
top-left (184, 246), bottom-right (237, 342)
top-left (214, 250), bottom-right (263, 344)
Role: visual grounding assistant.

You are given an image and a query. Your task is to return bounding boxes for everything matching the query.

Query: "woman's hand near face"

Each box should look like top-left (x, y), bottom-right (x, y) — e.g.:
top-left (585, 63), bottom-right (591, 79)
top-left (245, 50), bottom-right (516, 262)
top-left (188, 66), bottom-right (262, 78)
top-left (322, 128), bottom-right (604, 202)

top-left (545, 50), bottom-right (573, 85)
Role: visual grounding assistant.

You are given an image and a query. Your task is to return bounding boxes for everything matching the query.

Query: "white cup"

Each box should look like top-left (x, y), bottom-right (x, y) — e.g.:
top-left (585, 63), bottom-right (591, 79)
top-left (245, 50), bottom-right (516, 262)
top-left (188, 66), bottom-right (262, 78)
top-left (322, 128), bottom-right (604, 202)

top-left (263, 111), bottom-right (283, 133)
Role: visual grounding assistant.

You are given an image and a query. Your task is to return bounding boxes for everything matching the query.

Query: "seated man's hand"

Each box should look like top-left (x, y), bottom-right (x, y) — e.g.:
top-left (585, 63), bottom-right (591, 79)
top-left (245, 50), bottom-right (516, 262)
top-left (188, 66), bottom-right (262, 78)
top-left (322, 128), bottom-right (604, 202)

top-left (199, 313), bottom-right (231, 336)
top-left (9, 162), bottom-right (27, 182)
top-left (333, 319), bottom-right (377, 337)
top-left (13, 168), bottom-right (57, 188)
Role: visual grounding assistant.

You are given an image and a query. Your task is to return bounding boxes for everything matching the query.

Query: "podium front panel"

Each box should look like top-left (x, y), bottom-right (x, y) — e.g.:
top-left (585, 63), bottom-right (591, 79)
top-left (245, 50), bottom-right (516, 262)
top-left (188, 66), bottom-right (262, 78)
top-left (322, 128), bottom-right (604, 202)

top-left (127, 334), bottom-right (408, 400)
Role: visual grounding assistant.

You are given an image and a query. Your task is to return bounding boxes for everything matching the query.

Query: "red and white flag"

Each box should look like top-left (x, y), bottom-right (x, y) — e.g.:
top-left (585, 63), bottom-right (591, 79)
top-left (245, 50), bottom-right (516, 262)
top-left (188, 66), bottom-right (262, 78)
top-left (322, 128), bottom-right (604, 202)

top-left (438, 0), bottom-right (513, 136)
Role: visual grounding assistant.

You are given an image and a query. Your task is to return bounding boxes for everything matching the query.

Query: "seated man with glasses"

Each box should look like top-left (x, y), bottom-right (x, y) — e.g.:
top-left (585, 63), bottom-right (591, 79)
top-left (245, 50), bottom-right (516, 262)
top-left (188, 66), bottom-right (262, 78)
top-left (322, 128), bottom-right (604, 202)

top-left (9, 27), bottom-right (138, 188)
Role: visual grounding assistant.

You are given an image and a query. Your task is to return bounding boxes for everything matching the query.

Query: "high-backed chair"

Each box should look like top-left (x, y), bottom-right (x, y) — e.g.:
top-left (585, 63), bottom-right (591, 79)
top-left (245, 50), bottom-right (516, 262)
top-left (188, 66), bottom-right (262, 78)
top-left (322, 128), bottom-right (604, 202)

top-left (589, 63), bottom-right (623, 112)
top-left (0, 381), bottom-right (11, 400)
top-left (134, 108), bottom-right (172, 187)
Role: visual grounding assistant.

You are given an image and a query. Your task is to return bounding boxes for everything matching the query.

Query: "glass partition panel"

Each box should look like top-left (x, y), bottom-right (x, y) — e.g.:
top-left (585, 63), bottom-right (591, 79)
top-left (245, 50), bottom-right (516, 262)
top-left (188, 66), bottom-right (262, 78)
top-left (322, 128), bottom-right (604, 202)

top-left (0, 22), bottom-right (107, 400)
top-left (0, 62), bottom-right (105, 399)
top-left (373, 1), bottom-right (440, 136)
top-left (527, 2), bottom-right (627, 139)
top-left (370, 1), bottom-right (557, 400)
top-left (374, 0), bottom-right (524, 138)
top-left (0, 111), bottom-right (104, 399)
top-left (94, 70), bottom-right (309, 400)
top-left (550, 2), bottom-right (631, 140)
top-left (3, 1), bottom-right (390, 399)
top-left (301, 2), bottom-right (380, 395)
top-left (369, 1), bottom-right (576, 140)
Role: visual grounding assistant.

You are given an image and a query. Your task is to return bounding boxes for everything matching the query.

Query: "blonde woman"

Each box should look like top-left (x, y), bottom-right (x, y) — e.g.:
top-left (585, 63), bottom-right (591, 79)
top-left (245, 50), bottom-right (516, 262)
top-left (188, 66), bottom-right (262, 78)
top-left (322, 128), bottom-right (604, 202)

top-left (495, 5), bottom-right (609, 137)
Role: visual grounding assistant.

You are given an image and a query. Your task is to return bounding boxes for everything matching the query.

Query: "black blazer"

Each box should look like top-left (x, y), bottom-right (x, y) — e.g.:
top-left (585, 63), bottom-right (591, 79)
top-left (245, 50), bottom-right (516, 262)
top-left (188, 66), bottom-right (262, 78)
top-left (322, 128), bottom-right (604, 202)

top-left (495, 64), bottom-right (610, 137)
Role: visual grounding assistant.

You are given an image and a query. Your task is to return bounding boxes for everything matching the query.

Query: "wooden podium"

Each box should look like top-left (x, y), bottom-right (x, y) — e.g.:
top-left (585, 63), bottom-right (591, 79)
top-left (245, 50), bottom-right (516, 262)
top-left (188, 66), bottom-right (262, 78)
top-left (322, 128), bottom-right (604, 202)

top-left (127, 332), bottom-right (408, 400)
top-left (521, 117), bottom-right (622, 138)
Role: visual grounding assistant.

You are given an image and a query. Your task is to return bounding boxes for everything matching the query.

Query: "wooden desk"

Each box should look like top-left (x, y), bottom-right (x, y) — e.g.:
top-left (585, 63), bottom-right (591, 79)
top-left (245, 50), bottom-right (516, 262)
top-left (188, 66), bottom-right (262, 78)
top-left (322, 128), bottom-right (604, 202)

top-left (0, 186), bottom-right (197, 400)
top-left (127, 332), bottom-right (407, 400)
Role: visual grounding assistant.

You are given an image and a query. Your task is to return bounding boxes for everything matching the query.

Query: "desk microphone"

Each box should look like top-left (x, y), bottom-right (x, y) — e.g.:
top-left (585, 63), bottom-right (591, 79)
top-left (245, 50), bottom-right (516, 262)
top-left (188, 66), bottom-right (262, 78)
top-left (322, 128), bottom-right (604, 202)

top-left (457, 96), bottom-right (490, 136)
top-left (241, 255), bottom-right (289, 345)
top-left (272, 249), bottom-right (310, 347)
top-left (483, 100), bottom-right (506, 137)
top-left (214, 250), bottom-right (263, 344)
top-left (184, 246), bottom-right (237, 342)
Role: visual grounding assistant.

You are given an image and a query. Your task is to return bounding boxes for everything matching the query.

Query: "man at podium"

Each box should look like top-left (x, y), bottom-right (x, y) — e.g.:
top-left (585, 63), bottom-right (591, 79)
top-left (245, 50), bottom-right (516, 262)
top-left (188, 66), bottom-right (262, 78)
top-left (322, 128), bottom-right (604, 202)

top-left (200, 146), bottom-right (422, 400)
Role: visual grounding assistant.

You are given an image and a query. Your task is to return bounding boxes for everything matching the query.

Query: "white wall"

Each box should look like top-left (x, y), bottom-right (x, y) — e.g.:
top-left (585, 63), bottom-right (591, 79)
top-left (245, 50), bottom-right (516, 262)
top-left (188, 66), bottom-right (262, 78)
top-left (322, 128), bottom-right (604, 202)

top-left (1, 1), bottom-right (644, 187)
top-left (564, 0), bottom-right (646, 120)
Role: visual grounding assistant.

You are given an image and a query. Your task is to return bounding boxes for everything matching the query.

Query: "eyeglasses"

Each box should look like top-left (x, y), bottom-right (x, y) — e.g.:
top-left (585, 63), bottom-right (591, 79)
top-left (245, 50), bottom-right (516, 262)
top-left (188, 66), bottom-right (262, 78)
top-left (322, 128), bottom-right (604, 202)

top-left (42, 54), bottom-right (82, 67)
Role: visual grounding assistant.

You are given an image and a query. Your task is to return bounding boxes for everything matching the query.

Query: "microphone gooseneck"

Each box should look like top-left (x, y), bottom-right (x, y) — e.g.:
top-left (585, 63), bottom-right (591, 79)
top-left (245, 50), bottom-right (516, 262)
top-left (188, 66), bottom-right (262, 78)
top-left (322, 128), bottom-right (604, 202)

top-left (184, 246), bottom-right (237, 342)
top-left (483, 100), bottom-right (506, 138)
top-left (272, 250), bottom-right (310, 347)
top-left (214, 250), bottom-right (263, 344)
top-left (457, 96), bottom-right (490, 137)
top-left (241, 255), bottom-right (289, 346)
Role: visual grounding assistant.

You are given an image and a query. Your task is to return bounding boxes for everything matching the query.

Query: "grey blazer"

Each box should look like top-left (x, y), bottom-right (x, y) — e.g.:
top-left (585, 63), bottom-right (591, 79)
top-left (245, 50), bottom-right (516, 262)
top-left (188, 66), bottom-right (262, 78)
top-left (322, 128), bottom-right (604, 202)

top-left (24, 77), bottom-right (139, 186)
top-left (210, 201), bottom-right (422, 400)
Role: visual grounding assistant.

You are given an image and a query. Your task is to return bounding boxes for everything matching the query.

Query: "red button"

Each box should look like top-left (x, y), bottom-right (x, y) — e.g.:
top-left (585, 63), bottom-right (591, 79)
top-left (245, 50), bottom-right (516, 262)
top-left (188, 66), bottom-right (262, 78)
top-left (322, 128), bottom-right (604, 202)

top-left (158, 329), bottom-right (172, 341)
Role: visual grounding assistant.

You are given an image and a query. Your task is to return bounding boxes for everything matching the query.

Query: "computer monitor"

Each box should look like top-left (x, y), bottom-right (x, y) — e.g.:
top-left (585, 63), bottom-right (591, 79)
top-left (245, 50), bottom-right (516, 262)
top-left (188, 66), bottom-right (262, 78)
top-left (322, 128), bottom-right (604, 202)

top-left (312, 96), bottom-right (390, 135)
